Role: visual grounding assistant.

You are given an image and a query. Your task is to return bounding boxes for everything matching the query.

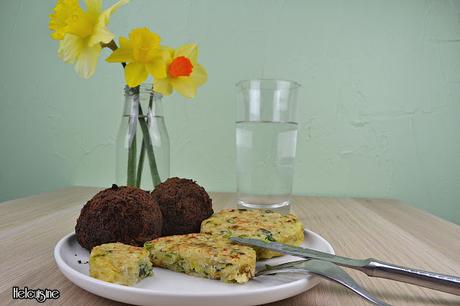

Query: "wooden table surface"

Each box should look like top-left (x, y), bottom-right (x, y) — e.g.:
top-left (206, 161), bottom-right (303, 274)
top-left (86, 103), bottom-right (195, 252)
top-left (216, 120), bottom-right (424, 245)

top-left (0, 187), bottom-right (459, 305)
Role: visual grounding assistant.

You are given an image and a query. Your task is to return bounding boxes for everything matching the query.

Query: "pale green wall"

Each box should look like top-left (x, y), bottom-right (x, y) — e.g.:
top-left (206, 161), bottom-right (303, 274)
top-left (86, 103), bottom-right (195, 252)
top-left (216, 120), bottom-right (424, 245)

top-left (0, 0), bottom-right (459, 224)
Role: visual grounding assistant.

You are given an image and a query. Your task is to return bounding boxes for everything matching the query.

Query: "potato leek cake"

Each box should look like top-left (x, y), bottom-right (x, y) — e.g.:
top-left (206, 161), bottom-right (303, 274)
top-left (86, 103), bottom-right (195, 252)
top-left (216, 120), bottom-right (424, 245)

top-left (89, 243), bottom-right (153, 286)
top-left (144, 233), bottom-right (256, 283)
top-left (201, 209), bottom-right (304, 259)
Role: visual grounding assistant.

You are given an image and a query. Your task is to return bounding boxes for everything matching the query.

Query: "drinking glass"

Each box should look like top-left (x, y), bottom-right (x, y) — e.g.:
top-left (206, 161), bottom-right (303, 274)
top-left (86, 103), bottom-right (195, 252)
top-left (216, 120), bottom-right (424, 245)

top-left (236, 79), bottom-right (300, 212)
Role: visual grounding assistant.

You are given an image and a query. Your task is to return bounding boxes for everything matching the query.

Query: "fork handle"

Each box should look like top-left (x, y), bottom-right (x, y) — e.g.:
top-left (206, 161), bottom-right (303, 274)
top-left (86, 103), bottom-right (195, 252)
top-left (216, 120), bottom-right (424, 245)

top-left (362, 259), bottom-right (460, 296)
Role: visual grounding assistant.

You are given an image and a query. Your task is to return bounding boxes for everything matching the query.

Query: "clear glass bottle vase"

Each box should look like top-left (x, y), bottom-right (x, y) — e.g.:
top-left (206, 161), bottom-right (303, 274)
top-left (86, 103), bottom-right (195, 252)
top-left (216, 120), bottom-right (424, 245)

top-left (116, 84), bottom-right (170, 189)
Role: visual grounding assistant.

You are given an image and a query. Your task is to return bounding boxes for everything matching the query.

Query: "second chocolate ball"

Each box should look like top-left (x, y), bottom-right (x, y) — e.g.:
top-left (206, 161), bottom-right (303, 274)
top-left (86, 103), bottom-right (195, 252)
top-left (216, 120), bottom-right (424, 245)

top-left (151, 177), bottom-right (213, 236)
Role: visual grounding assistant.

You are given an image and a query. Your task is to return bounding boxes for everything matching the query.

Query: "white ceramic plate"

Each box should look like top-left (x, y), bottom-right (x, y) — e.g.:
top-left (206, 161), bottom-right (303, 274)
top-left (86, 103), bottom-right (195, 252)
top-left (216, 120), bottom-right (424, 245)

top-left (54, 229), bottom-right (334, 306)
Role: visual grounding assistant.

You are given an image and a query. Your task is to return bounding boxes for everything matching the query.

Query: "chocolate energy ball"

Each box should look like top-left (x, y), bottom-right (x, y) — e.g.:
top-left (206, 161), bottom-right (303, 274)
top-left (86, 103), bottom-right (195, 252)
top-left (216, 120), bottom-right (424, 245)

top-left (75, 184), bottom-right (163, 250)
top-left (151, 177), bottom-right (213, 236)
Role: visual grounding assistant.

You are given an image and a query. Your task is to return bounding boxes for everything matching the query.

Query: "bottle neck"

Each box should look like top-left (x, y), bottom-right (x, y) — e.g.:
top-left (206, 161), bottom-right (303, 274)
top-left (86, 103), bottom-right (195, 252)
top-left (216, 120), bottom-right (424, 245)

top-left (123, 86), bottom-right (164, 117)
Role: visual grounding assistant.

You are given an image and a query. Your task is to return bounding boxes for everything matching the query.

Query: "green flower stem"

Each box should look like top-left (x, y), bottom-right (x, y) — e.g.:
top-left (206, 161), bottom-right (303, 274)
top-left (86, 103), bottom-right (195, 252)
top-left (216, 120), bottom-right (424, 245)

top-left (138, 103), bottom-right (161, 187)
top-left (127, 132), bottom-right (137, 186)
top-left (135, 95), bottom-right (154, 187)
top-left (135, 139), bottom-right (146, 187)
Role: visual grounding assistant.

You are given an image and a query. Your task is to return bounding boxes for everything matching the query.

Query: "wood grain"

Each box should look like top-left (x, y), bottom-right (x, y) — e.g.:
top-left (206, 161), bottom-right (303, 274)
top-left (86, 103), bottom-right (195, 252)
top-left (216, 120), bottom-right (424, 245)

top-left (0, 188), bottom-right (459, 305)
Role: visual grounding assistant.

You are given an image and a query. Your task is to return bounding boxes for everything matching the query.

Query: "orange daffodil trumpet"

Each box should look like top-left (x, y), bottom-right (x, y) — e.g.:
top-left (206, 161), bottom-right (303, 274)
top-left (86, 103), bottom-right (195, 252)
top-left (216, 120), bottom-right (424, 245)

top-left (106, 28), bottom-right (167, 88)
top-left (154, 44), bottom-right (208, 98)
top-left (49, 0), bottom-right (128, 78)
top-left (49, 1), bottom-right (207, 98)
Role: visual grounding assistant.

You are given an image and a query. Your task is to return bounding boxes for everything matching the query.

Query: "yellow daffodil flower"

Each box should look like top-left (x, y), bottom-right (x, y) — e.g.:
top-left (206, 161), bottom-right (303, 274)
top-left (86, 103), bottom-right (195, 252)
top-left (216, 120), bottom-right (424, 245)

top-left (106, 28), bottom-right (167, 88)
top-left (153, 44), bottom-right (207, 98)
top-left (49, 0), bottom-right (128, 78)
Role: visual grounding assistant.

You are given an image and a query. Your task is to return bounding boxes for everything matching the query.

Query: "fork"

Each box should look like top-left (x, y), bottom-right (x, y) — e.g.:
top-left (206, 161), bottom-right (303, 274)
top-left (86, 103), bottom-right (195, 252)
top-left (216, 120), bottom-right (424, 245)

top-left (257, 259), bottom-right (391, 306)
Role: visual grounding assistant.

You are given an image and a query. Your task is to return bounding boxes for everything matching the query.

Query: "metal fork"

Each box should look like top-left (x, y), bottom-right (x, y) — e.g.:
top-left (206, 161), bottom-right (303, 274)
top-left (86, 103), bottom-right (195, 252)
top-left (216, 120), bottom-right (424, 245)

top-left (257, 259), bottom-right (391, 306)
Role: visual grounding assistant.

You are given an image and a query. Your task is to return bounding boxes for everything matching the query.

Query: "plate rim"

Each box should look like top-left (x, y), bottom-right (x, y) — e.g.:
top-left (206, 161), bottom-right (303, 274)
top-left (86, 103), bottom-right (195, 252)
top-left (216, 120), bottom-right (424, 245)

top-left (54, 228), bottom-right (335, 300)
